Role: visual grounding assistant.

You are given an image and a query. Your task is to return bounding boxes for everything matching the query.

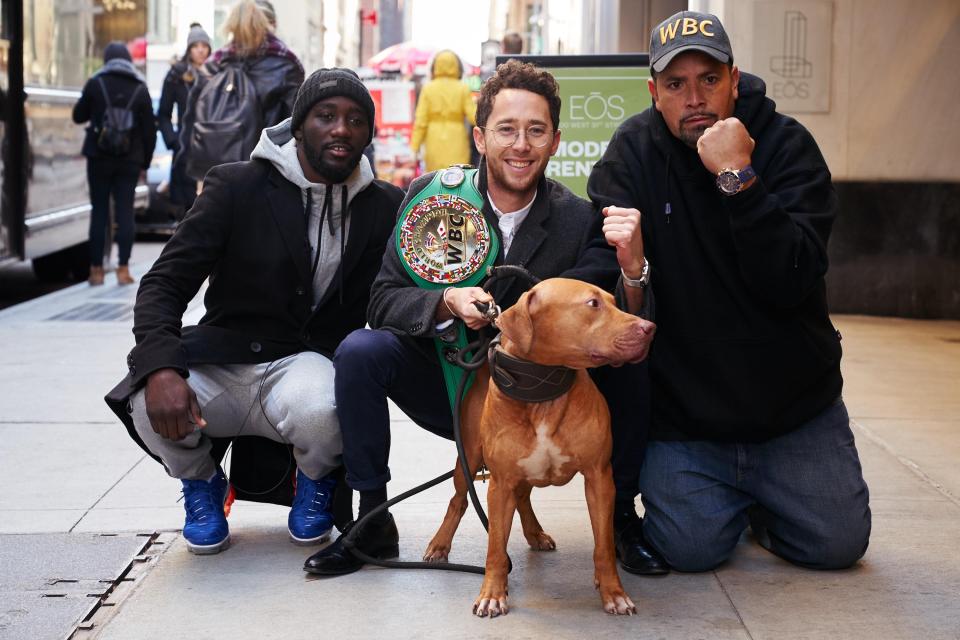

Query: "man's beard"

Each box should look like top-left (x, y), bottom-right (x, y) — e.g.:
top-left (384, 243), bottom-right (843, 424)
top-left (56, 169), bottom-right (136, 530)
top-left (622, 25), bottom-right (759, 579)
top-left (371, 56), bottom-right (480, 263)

top-left (679, 123), bottom-right (709, 149)
top-left (302, 137), bottom-right (363, 184)
top-left (486, 157), bottom-right (540, 197)
top-left (677, 112), bottom-right (717, 149)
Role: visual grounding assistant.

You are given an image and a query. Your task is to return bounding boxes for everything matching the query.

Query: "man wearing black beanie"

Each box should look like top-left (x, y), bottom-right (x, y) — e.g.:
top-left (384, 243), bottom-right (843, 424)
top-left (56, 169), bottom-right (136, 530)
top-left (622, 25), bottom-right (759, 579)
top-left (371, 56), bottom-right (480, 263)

top-left (105, 68), bottom-right (403, 556)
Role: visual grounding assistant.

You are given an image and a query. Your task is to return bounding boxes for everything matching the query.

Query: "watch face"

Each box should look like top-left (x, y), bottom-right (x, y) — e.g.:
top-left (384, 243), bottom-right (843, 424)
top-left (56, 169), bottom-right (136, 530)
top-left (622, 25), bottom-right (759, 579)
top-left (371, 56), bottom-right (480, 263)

top-left (717, 170), bottom-right (741, 195)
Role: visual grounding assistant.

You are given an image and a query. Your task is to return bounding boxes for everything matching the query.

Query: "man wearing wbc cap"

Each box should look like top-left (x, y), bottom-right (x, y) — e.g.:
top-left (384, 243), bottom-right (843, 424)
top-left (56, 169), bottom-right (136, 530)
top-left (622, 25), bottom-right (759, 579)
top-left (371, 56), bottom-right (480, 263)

top-left (588, 11), bottom-right (872, 572)
top-left (105, 69), bottom-right (403, 555)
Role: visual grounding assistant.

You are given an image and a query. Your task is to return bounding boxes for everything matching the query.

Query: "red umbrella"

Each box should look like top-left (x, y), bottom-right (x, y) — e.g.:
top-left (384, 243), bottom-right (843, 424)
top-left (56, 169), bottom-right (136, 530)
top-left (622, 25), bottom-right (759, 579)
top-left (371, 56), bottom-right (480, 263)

top-left (368, 41), bottom-right (436, 76)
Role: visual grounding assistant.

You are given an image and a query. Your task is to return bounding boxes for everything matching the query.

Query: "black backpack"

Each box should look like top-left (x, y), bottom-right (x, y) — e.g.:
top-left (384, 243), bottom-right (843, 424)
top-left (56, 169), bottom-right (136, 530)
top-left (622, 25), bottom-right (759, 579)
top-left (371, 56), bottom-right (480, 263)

top-left (185, 63), bottom-right (262, 181)
top-left (96, 77), bottom-right (143, 157)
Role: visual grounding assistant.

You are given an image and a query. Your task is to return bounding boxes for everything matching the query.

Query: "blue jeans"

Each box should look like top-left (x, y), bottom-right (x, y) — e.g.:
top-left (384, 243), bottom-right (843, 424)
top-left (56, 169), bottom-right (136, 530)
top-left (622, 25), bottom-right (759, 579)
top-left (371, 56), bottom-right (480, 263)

top-left (639, 399), bottom-right (871, 571)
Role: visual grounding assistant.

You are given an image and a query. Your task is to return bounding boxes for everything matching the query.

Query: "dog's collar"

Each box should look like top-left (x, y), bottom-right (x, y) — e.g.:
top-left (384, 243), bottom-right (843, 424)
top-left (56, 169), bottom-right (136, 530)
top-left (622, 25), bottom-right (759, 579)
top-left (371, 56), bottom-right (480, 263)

top-left (488, 337), bottom-right (577, 403)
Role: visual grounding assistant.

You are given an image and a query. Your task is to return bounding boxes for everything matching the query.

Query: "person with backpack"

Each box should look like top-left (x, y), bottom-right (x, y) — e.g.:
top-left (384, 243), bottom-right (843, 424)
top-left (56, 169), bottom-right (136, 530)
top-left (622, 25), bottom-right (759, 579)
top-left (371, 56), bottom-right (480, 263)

top-left (156, 23), bottom-right (211, 210)
top-left (177, 0), bottom-right (304, 183)
top-left (72, 41), bottom-right (156, 286)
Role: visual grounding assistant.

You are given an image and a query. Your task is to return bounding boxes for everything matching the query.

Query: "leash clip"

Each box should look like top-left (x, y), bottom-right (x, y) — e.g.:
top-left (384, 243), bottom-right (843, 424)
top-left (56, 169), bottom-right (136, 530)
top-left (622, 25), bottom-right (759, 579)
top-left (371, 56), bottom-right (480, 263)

top-left (473, 300), bottom-right (501, 322)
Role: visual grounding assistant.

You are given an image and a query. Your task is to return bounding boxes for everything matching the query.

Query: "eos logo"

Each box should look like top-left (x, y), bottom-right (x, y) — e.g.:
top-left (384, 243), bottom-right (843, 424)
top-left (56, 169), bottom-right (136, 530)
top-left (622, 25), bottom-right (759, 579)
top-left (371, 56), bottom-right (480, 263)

top-left (772, 81), bottom-right (810, 99)
top-left (569, 93), bottom-right (625, 121)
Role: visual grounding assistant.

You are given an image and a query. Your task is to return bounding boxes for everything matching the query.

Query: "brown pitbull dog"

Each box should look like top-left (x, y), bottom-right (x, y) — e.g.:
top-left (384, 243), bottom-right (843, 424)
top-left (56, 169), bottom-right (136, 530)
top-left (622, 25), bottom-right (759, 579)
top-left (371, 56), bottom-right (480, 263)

top-left (424, 278), bottom-right (655, 616)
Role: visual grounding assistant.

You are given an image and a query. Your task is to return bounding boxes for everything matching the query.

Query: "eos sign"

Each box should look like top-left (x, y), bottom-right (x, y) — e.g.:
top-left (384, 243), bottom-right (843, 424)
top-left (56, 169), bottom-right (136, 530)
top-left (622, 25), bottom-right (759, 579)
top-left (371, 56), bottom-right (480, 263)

top-left (569, 93), bottom-right (626, 121)
top-left (752, 1), bottom-right (832, 113)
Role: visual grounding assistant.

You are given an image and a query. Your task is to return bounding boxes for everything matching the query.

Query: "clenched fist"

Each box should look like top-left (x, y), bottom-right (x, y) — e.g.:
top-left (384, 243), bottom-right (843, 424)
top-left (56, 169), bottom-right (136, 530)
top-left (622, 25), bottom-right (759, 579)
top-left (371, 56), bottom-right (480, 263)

top-left (696, 117), bottom-right (754, 175)
top-left (602, 206), bottom-right (645, 278)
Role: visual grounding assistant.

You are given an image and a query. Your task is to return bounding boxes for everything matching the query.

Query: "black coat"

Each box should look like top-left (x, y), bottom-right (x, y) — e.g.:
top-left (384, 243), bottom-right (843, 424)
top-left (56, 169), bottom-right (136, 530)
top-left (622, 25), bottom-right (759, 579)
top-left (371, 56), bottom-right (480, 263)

top-left (116, 159), bottom-right (402, 388)
top-left (157, 60), bottom-right (203, 206)
top-left (72, 65), bottom-right (156, 168)
top-left (105, 159), bottom-right (403, 502)
top-left (587, 72), bottom-right (842, 443)
top-left (156, 60), bottom-right (193, 151)
top-left (368, 162), bottom-right (620, 356)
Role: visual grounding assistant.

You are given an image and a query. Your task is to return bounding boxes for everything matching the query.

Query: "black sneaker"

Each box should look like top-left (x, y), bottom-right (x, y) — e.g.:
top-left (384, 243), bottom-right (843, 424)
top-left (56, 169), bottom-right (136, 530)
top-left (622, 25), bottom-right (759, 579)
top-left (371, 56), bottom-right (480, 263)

top-left (303, 512), bottom-right (399, 576)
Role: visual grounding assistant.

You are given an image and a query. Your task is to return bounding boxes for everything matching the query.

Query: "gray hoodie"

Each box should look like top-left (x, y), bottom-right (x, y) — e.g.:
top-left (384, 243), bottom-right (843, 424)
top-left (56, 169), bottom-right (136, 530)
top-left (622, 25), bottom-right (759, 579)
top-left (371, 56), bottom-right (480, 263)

top-left (250, 118), bottom-right (375, 309)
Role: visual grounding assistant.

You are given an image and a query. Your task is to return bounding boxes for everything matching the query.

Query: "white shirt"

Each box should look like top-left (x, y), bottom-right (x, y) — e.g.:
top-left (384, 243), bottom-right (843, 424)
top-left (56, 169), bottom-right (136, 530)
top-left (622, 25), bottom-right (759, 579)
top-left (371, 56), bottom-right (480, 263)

top-left (487, 190), bottom-right (537, 256)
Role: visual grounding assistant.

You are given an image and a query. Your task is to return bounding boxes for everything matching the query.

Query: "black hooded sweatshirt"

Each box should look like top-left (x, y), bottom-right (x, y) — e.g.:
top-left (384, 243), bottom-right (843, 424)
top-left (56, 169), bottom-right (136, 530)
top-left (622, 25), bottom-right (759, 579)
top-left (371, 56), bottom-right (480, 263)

top-left (588, 72), bottom-right (842, 443)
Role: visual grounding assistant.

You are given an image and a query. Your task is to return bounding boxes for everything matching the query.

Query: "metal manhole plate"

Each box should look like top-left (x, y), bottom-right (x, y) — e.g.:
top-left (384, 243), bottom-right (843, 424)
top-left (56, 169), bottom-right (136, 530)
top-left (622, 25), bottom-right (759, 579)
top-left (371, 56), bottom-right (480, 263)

top-left (46, 302), bottom-right (133, 322)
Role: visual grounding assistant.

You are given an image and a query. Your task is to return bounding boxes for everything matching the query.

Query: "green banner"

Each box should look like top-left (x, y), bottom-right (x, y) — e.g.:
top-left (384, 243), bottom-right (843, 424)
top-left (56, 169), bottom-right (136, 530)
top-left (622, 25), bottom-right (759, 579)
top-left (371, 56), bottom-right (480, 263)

top-left (545, 65), bottom-right (651, 197)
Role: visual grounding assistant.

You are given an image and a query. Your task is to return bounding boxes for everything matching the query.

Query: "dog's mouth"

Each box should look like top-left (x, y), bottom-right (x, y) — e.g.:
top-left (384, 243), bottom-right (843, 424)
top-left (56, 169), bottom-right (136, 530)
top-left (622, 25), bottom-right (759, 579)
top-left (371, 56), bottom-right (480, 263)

top-left (589, 352), bottom-right (628, 367)
top-left (590, 341), bottom-right (651, 367)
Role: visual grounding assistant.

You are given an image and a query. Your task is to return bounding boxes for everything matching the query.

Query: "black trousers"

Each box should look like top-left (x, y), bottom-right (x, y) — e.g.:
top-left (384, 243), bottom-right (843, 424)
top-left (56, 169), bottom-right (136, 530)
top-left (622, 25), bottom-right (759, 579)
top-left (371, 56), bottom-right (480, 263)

top-left (86, 158), bottom-right (140, 266)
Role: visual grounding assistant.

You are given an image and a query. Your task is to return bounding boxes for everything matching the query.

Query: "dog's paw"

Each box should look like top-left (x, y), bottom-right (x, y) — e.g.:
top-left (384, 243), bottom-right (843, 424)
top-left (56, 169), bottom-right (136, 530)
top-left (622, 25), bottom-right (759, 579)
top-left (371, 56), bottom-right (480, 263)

top-left (600, 591), bottom-right (636, 616)
top-left (526, 531), bottom-right (557, 551)
top-left (473, 594), bottom-right (509, 618)
top-left (422, 543), bottom-right (451, 563)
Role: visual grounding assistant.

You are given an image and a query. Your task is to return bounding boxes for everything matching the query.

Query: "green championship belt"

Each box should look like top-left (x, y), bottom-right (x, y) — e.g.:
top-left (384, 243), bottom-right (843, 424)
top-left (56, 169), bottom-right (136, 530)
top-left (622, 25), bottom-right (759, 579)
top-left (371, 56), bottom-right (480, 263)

top-left (396, 165), bottom-right (500, 410)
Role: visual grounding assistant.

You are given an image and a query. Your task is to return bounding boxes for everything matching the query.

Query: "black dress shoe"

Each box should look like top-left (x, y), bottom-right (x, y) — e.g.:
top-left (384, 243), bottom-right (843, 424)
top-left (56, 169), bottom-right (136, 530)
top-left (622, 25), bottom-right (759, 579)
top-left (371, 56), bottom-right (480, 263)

top-left (303, 512), bottom-right (399, 576)
top-left (615, 518), bottom-right (670, 575)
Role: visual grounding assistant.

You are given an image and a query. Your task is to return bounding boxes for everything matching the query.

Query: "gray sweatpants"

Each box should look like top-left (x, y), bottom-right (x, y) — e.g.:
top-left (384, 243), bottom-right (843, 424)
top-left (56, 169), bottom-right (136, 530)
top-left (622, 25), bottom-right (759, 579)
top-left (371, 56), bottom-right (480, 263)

top-left (130, 352), bottom-right (341, 481)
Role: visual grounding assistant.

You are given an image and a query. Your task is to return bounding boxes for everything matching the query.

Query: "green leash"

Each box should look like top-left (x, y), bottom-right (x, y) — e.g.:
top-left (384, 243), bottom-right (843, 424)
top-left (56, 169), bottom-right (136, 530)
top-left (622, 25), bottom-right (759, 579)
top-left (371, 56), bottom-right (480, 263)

top-left (395, 166), bottom-right (500, 410)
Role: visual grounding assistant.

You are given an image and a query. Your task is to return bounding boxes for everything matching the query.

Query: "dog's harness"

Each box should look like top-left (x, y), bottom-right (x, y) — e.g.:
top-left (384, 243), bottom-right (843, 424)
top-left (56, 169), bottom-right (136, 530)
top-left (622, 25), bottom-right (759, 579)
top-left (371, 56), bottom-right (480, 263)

top-left (488, 336), bottom-right (577, 403)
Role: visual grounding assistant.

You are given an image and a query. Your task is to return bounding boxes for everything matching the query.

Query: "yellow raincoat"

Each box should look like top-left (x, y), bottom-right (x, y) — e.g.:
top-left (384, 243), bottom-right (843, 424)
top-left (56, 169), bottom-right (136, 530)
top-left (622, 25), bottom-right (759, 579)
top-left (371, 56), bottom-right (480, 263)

top-left (410, 51), bottom-right (477, 171)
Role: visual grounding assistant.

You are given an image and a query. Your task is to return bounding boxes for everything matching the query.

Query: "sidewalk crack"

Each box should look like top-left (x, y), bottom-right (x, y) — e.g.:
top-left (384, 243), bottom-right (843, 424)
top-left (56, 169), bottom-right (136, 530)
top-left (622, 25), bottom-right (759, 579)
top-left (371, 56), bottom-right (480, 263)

top-left (713, 571), bottom-right (755, 639)
top-left (68, 456), bottom-right (149, 532)
top-left (852, 418), bottom-right (960, 509)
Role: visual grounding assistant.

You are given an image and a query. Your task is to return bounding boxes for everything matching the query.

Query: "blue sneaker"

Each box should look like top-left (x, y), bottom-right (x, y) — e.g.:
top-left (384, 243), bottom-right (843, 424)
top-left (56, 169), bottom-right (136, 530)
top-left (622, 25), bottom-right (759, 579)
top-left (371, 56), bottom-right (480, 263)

top-left (181, 468), bottom-right (230, 555)
top-left (288, 469), bottom-right (335, 545)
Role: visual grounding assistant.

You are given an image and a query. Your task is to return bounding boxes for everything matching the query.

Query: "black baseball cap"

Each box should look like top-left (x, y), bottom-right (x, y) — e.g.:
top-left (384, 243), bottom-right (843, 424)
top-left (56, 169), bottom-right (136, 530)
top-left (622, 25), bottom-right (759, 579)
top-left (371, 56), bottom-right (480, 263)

top-left (649, 11), bottom-right (733, 73)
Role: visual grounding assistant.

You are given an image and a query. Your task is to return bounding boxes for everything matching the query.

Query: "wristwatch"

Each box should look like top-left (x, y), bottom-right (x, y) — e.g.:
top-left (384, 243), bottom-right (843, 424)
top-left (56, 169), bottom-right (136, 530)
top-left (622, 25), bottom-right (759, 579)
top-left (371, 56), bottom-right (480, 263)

top-left (716, 165), bottom-right (757, 196)
top-left (621, 258), bottom-right (650, 289)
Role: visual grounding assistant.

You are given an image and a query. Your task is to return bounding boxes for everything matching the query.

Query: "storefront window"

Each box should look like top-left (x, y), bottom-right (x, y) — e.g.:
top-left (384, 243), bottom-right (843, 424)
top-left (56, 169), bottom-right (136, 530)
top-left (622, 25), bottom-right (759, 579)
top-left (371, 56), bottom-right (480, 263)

top-left (23, 0), bottom-right (145, 89)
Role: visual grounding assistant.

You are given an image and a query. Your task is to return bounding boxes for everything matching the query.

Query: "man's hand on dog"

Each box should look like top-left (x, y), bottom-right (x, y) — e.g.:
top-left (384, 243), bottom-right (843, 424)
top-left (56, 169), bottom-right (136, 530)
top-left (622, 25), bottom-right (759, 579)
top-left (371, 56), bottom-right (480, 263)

top-left (145, 368), bottom-right (206, 441)
top-left (438, 286), bottom-right (496, 330)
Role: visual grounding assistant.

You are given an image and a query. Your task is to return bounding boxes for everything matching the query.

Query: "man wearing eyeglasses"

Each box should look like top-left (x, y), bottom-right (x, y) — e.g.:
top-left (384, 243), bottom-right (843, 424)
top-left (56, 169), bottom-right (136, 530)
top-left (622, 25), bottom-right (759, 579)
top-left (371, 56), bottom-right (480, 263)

top-left (305, 59), bottom-right (661, 576)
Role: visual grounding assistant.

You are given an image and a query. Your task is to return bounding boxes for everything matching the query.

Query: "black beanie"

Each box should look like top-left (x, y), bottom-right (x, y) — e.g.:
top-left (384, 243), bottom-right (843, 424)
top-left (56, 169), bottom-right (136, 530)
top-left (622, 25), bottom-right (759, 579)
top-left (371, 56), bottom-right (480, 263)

top-left (291, 68), bottom-right (375, 145)
top-left (104, 41), bottom-right (132, 63)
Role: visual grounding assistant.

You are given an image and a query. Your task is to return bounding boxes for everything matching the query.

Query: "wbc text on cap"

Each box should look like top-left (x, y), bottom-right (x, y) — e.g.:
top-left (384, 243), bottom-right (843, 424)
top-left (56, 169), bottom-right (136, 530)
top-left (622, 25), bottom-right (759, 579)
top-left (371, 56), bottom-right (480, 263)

top-left (649, 10), bottom-right (733, 74)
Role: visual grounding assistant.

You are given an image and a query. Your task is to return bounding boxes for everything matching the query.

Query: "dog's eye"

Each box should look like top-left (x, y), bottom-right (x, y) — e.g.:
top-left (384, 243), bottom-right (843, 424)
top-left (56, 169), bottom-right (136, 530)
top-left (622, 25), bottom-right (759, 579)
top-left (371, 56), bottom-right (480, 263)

top-left (586, 298), bottom-right (599, 308)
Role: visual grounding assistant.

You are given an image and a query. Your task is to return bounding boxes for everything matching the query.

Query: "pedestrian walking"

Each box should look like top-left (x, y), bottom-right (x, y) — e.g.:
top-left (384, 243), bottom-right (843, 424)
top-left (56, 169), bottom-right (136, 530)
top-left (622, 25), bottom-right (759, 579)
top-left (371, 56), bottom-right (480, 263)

top-left (177, 0), bottom-right (304, 183)
top-left (156, 23), bottom-right (211, 209)
top-left (410, 50), bottom-right (477, 172)
top-left (72, 41), bottom-right (156, 286)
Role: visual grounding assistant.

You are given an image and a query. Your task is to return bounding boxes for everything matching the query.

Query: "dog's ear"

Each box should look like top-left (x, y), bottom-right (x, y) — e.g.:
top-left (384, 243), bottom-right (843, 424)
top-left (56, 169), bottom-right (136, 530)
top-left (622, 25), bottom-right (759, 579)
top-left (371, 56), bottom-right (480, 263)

top-left (497, 290), bottom-right (535, 355)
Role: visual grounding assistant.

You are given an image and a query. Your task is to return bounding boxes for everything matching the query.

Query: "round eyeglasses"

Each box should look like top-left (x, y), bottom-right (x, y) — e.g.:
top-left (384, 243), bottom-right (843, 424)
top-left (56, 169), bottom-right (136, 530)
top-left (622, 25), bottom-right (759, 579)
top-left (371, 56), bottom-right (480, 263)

top-left (480, 124), bottom-right (555, 148)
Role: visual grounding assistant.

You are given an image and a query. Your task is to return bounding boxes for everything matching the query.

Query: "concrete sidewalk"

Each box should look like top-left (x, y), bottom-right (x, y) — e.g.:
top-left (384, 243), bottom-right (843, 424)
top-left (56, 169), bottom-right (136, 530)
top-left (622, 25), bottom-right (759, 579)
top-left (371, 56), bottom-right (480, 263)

top-left (1, 247), bottom-right (958, 639)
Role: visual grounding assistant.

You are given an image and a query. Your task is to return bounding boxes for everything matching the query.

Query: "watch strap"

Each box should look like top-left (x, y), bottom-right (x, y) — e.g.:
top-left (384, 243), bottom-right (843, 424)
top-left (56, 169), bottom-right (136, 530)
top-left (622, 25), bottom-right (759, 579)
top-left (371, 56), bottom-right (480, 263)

top-left (621, 258), bottom-right (650, 289)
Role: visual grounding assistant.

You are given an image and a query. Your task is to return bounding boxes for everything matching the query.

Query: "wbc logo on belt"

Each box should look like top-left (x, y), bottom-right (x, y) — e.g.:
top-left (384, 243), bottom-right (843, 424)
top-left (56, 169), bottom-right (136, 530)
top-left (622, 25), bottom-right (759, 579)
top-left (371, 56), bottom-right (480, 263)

top-left (398, 194), bottom-right (492, 284)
